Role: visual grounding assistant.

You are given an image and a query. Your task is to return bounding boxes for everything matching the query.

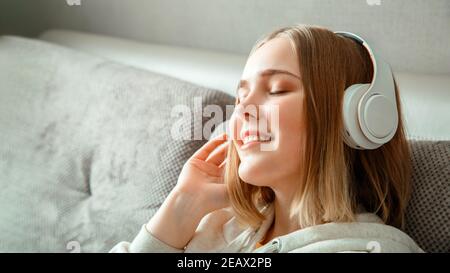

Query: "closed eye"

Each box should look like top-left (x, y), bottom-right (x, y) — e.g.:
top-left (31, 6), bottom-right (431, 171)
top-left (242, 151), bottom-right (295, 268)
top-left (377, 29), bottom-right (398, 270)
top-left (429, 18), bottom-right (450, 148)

top-left (269, 90), bottom-right (288, 95)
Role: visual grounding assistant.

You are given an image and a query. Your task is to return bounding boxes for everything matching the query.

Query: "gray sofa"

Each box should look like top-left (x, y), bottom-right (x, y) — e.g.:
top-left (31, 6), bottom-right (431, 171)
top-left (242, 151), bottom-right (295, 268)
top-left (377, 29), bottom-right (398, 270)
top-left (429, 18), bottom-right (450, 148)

top-left (0, 36), bottom-right (448, 252)
top-left (0, 36), bottom-right (234, 252)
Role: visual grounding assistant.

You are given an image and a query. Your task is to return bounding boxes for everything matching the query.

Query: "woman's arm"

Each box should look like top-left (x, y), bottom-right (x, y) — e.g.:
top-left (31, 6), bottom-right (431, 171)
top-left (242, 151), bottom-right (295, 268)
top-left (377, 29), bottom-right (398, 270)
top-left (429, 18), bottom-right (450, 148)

top-left (109, 190), bottom-right (207, 253)
top-left (110, 133), bottom-right (229, 253)
top-left (145, 189), bottom-right (212, 249)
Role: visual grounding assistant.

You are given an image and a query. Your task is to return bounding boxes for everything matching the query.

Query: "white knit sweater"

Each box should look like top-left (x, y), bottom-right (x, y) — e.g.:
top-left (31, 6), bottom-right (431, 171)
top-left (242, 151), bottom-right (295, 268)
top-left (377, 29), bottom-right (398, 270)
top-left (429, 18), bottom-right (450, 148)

top-left (110, 204), bottom-right (424, 253)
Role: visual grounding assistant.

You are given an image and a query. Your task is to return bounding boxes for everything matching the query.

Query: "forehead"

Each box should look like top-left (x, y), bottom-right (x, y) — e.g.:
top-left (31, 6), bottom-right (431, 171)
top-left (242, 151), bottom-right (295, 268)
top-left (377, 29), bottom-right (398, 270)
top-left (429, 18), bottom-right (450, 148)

top-left (241, 37), bottom-right (300, 81)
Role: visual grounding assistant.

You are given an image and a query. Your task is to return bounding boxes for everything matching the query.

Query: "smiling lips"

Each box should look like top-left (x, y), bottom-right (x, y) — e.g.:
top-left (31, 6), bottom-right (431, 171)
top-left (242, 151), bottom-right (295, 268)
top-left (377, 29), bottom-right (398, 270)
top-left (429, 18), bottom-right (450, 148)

top-left (240, 130), bottom-right (272, 145)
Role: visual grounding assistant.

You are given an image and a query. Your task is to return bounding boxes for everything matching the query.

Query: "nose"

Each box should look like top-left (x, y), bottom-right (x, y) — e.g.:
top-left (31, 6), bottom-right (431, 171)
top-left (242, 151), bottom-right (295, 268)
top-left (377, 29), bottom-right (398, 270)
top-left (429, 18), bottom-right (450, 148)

top-left (235, 101), bottom-right (260, 123)
top-left (236, 89), bottom-right (264, 121)
top-left (233, 94), bottom-right (268, 141)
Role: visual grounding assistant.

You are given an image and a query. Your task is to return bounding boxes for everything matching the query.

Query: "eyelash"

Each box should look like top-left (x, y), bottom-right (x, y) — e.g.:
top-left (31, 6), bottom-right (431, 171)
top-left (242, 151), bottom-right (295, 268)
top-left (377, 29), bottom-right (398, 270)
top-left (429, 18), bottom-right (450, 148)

top-left (269, 90), bottom-right (288, 95)
top-left (236, 90), bottom-right (288, 104)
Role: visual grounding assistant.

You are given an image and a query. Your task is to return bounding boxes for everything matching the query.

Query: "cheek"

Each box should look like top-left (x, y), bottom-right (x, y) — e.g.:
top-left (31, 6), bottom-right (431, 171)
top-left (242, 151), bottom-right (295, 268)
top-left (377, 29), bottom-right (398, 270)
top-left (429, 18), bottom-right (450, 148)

top-left (275, 99), bottom-right (305, 161)
top-left (278, 107), bottom-right (303, 141)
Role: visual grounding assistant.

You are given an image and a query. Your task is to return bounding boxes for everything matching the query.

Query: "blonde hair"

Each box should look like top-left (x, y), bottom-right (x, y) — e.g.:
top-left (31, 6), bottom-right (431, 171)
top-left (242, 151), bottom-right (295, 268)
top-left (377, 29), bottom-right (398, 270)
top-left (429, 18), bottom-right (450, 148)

top-left (225, 24), bottom-right (411, 230)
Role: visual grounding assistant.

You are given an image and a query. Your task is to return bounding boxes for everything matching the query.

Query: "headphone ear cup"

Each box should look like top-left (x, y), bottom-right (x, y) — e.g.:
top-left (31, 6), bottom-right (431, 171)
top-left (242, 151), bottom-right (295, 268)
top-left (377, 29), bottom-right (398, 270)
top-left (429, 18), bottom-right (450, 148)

top-left (342, 84), bottom-right (381, 150)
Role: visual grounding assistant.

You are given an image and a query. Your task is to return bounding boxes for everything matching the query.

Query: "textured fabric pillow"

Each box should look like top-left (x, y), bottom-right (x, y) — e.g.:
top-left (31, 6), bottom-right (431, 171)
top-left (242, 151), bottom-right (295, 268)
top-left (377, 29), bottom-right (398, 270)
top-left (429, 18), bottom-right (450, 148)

top-left (0, 36), bottom-right (234, 252)
top-left (405, 141), bottom-right (450, 253)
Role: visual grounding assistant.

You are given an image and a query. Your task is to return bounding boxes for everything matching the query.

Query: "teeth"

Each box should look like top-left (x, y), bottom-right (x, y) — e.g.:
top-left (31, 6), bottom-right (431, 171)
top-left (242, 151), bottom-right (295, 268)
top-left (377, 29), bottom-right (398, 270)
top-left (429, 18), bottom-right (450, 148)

top-left (243, 135), bottom-right (271, 145)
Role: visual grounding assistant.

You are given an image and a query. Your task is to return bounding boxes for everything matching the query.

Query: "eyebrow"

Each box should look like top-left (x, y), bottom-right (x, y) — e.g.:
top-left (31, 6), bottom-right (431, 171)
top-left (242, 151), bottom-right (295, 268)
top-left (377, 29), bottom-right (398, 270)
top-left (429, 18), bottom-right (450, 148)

top-left (238, 68), bottom-right (301, 89)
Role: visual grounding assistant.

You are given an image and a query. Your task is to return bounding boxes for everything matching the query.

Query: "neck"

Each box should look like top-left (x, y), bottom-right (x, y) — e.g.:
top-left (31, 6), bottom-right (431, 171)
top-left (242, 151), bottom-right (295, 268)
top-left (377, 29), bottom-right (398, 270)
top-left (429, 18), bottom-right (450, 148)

top-left (263, 184), bottom-right (300, 243)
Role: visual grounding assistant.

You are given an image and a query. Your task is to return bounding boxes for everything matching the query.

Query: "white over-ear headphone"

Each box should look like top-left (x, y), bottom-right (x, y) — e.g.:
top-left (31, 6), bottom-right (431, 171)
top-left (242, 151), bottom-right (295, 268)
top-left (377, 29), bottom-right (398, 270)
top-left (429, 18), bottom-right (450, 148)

top-left (334, 31), bottom-right (398, 150)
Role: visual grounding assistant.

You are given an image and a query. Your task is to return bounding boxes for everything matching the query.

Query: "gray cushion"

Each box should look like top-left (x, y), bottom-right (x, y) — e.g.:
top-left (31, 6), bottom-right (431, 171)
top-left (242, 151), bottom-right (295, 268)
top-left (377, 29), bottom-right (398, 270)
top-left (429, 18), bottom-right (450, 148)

top-left (0, 36), bottom-right (234, 252)
top-left (405, 141), bottom-right (450, 253)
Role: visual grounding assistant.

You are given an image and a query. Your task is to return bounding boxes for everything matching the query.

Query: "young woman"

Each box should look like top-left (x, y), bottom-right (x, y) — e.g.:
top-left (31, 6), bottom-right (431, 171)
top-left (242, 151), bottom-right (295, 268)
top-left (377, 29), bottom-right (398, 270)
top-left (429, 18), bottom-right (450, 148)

top-left (110, 24), bottom-right (423, 253)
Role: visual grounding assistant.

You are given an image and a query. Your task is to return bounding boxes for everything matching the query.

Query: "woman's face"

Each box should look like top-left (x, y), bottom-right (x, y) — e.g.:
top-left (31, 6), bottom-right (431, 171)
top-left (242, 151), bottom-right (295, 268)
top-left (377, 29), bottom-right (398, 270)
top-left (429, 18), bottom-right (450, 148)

top-left (230, 37), bottom-right (306, 190)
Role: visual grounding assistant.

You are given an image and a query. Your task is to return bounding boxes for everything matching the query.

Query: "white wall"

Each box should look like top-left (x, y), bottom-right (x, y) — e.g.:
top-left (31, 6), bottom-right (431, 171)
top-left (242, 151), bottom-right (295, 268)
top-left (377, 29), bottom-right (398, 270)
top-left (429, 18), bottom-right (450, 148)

top-left (1, 0), bottom-right (449, 75)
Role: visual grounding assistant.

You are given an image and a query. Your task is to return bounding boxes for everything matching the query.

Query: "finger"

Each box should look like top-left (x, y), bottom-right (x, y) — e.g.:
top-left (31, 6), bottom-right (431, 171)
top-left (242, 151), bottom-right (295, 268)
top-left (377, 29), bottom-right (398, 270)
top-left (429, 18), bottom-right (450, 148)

top-left (190, 158), bottom-right (223, 178)
top-left (191, 133), bottom-right (227, 161)
top-left (218, 158), bottom-right (228, 169)
top-left (205, 141), bottom-right (229, 166)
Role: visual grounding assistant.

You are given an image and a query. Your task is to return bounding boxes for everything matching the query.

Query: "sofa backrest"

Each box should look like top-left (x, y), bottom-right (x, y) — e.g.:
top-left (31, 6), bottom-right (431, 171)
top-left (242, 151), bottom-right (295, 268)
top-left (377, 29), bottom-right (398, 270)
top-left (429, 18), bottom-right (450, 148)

top-left (40, 29), bottom-right (450, 142)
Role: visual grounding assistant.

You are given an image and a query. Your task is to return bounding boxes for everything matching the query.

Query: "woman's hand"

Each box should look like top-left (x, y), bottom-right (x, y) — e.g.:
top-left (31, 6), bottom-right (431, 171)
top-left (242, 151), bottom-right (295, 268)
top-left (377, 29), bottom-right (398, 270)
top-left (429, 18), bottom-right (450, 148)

top-left (174, 132), bottom-right (229, 212)
top-left (145, 133), bottom-right (229, 249)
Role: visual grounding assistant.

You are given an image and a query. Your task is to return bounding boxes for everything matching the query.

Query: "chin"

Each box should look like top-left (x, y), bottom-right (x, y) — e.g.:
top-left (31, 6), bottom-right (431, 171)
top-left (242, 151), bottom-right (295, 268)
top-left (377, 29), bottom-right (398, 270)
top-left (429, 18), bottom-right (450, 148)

top-left (238, 161), bottom-right (271, 187)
